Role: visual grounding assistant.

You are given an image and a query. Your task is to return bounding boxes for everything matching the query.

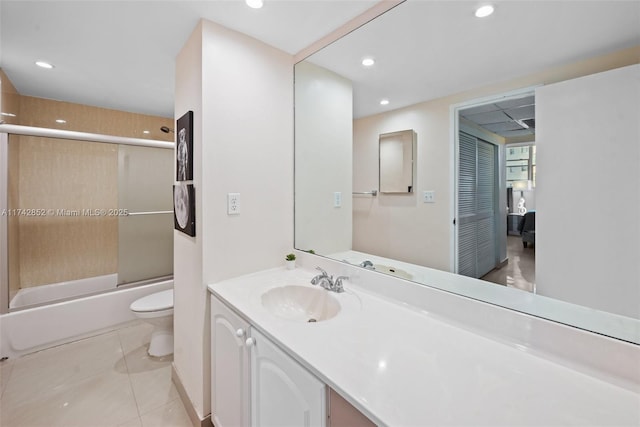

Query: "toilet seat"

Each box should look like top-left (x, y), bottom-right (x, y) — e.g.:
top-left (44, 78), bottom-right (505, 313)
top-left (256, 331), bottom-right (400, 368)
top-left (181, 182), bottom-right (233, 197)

top-left (130, 289), bottom-right (173, 313)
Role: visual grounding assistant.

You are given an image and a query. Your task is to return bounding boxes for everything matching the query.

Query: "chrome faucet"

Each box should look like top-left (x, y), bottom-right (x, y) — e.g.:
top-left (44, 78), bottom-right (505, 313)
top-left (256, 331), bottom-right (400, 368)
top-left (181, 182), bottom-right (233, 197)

top-left (310, 267), bottom-right (347, 293)
top-left (311, 267), bottom-right (333, 290)
top-left (359, 260), bottom-right (374, 269)
top-left (311, 267), bottom-right (329, 284)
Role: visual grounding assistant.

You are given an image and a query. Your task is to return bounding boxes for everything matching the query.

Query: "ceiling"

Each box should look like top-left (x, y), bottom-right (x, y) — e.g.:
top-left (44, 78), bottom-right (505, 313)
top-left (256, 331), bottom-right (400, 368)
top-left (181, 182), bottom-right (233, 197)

top-left (0, 0), bottom-right (377, 118)
top-left (306, 0), bottom-right (640, 119)
top-left (2, 1), bottom-right (639, 122)
top-left (461, 95), bottom-right (535, 139)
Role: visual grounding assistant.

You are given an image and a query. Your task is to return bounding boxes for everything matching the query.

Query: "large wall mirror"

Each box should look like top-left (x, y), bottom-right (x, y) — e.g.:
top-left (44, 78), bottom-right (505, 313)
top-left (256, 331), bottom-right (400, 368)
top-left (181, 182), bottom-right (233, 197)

top-left (294, 0), bottom-right (640, 343)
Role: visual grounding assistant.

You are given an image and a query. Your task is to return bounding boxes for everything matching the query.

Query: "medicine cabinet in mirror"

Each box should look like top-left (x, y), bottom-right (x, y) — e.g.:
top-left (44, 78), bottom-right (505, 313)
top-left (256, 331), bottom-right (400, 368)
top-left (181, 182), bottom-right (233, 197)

top-left (379, 130), bottom-right (415, 194)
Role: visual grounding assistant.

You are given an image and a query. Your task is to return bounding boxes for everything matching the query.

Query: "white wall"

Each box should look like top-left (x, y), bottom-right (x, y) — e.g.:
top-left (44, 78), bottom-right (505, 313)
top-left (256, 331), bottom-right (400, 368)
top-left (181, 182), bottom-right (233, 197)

top-left (173, 20), bottom-right (206, 419)
top-left (294, 61), bottom-right (352, 254)
top-left (536, 64), bottom-right (640, 319)
top-left (200, 20), bottom-right (293, 282)
top-left (353, 103), bottom-right (451, 270)
top-left (352, 47), bottom-right (639, 273)
top-left (174, 19), bottom-right (293, 420)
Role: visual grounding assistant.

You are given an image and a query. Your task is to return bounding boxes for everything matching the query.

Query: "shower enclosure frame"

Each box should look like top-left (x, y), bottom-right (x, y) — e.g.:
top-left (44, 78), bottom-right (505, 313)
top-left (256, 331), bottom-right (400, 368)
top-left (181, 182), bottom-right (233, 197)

top-left (0, 124), bottom-right (174, 314)
top-left (1, 132), bottom-right (9, 314)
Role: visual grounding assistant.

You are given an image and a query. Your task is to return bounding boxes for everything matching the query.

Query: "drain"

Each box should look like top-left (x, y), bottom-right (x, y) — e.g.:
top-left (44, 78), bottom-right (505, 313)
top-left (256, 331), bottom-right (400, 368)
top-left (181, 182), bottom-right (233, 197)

top-left (307, 318), bottom-right (317, 323)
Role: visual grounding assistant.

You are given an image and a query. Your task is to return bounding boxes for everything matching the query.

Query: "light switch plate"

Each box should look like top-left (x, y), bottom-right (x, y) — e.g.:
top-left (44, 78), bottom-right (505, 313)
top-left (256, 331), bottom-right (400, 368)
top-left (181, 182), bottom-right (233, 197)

top-left (334, 192), bottom-right (342, 208)
top-left (423, 191), bottom-right (435, 203)
top-left (228, 193), bottom-right (240, 215)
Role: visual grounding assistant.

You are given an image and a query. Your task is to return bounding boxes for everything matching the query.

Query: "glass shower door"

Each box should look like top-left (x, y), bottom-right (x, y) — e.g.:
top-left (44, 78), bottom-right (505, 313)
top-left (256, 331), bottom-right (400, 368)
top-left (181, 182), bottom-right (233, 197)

top-left (117, 144), bottom-right (173, 285)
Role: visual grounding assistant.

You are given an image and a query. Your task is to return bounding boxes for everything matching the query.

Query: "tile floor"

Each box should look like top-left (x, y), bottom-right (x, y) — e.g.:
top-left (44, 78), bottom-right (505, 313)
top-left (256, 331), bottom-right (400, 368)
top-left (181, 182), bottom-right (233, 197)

top-left (481, 235), bottom-right (536, 293)
top-left (0, 321), bottom-right (192, 427)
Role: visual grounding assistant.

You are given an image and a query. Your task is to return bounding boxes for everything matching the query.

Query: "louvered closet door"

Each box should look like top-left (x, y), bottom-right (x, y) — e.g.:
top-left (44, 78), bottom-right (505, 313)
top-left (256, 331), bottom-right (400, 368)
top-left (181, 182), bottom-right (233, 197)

top-left (458, 133), bottom-right (478, 277)
top-left (476, 140), bottom-right (496, 276)
top-left (458, 132), bottom-right (497, 278)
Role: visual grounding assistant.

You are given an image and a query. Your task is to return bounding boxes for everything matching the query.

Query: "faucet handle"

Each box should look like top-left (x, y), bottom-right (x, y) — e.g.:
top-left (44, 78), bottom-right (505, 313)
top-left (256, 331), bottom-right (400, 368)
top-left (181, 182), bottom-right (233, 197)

top-left (333, 276), bottom-right (348, 293)
top-left (315, 266), bottom-right (328, 276)
top-left (311, 266), bottom-right (328, 286)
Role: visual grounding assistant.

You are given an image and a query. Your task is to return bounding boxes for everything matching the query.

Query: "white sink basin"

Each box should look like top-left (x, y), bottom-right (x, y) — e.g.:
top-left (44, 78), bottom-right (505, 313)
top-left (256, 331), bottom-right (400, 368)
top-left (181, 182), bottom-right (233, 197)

top-left (374, 264), bottom-right (413, 280)
top-left (261, 285), bottom-right (340, 323)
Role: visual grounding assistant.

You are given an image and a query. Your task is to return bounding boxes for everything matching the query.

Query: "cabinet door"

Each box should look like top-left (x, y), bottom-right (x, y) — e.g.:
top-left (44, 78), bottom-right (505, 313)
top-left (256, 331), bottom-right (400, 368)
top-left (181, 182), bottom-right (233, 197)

top-left (211, 295), bottom-right (250, 427)
top-left (250, 328), bottom-right (326, 427)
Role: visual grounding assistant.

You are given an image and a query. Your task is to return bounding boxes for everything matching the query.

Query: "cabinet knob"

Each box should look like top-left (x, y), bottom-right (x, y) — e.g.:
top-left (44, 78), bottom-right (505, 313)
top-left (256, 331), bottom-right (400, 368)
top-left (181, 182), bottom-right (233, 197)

top-left (235, 328), bottom-right (245, 337)
top-left (245, 337), bottom-right (256, 347)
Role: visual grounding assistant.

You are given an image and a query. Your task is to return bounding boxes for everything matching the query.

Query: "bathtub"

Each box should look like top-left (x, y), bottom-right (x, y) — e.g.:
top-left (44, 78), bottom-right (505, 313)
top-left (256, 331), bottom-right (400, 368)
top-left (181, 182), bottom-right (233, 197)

top-left (0, 279), bottom-right (173, 358)
top-left (9, 273), bottom-right (118, 309)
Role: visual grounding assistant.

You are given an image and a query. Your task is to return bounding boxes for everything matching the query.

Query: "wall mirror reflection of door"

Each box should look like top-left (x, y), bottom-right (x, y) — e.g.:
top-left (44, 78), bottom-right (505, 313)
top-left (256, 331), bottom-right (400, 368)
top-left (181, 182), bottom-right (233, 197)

top-left (456, 91), bottom-right (536, 292)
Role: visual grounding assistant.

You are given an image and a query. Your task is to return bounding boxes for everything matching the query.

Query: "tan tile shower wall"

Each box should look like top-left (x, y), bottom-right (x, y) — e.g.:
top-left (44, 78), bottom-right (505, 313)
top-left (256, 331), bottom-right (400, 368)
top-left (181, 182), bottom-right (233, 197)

top-left (0, 69), bottom-right (20, 125)
top-left (16, 137), bottom-right (119, 287)
top-left (18, 96), bottom-right (173, 141)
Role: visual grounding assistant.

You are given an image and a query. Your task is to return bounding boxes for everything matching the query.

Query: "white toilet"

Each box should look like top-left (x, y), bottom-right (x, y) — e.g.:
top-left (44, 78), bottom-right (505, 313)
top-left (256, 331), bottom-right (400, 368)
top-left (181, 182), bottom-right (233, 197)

top-left (130, 289), bottom-right (174, 357)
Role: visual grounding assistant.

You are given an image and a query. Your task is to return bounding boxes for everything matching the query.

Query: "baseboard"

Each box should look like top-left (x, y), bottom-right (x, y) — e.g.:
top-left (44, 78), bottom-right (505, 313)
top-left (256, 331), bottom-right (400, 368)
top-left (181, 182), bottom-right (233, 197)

top-left (497, 257), bottom-right (509, 269)
top-left (171, 363), bottom-right (213, 427)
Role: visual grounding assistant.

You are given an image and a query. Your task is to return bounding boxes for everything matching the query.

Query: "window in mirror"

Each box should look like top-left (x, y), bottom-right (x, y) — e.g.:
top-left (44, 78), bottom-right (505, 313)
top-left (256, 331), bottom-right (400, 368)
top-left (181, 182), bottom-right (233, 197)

top-left (507, 146), bottom-right (530, 160)
top-left (379, 130), bottom-right (416, 193)
top-left (506, 144), bottom-right (536, 188)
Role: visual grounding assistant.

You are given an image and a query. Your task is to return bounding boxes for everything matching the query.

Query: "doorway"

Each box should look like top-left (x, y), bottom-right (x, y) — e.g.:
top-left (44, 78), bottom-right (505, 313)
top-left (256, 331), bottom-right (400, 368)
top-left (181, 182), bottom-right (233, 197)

top-left (453, 88), bottom-right (536, 290)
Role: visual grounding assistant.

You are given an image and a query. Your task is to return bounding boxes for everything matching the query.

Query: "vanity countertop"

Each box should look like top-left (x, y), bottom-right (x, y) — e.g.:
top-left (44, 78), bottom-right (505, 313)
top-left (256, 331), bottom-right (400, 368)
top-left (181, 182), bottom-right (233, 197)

top-left (208, 267), bottom-right (640, 426)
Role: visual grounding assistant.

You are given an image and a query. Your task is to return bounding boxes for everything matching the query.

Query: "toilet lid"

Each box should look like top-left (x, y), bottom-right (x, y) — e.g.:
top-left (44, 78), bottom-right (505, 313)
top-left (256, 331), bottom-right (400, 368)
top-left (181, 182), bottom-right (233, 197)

top-left (130, 289), bottom-right (173, 312)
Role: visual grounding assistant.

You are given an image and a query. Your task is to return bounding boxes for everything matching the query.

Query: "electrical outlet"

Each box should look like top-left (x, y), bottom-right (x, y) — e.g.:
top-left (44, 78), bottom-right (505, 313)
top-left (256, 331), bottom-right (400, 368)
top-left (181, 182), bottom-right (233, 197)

top-left (423, 191), bottom-right (435, 203)
top-left (334, 192), bottom-right (342, 208)
top-left (228, 193), bottom-right (240, 215)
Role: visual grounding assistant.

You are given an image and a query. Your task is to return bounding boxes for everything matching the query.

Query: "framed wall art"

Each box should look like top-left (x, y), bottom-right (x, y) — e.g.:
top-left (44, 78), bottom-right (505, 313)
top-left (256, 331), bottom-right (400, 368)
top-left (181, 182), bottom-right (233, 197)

top-left (176, 110), bottom-right (194, 181)
top-left (174, 183), bottom-right (195, 236)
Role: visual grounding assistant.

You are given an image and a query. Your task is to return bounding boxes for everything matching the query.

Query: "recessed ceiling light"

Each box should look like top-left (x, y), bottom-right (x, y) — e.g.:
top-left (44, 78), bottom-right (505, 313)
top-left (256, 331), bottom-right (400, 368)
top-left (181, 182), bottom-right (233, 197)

top-left (55, 119), bottom-right (66, 124)
top-left (245, 0), bottom-right (264, 9)
top-left (1, 112), bottom-right (16, 117)
top-left (35, 61), bottom-right (54, 69)
top-left (475, 5), bottom-right (494, 18)
top-left (143, 130), bottom-right (150, 134)
top-left (362, 58), bottom-right (375, 67)
top-left (380, 99), bottom-right (390, 106)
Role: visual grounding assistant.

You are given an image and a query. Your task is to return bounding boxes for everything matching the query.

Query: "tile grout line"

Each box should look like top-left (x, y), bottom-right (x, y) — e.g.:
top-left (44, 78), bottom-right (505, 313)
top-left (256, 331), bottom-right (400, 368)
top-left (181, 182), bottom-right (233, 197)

top-left (117, 328), bottom-right (145, 424)
top-left (116, 322), bottom-right (182, 425)
top-left (0, 359), bottom-right (15, 401)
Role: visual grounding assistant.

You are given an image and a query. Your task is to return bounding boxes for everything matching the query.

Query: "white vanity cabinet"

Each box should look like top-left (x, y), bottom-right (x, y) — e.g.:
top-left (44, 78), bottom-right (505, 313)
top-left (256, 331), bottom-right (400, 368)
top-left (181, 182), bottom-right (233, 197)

top-left (210, 295), bottom-right (250, 427)
top-left (211, 294), bottom-right (326, 427)
top-left (250, 328), bottom-right (326, 426)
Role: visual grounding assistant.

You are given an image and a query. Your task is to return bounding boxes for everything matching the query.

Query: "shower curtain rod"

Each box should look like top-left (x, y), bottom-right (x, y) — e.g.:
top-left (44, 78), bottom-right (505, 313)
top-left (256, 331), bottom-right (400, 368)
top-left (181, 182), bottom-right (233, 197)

top-left (0, 124), bottom-right (174, 149)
